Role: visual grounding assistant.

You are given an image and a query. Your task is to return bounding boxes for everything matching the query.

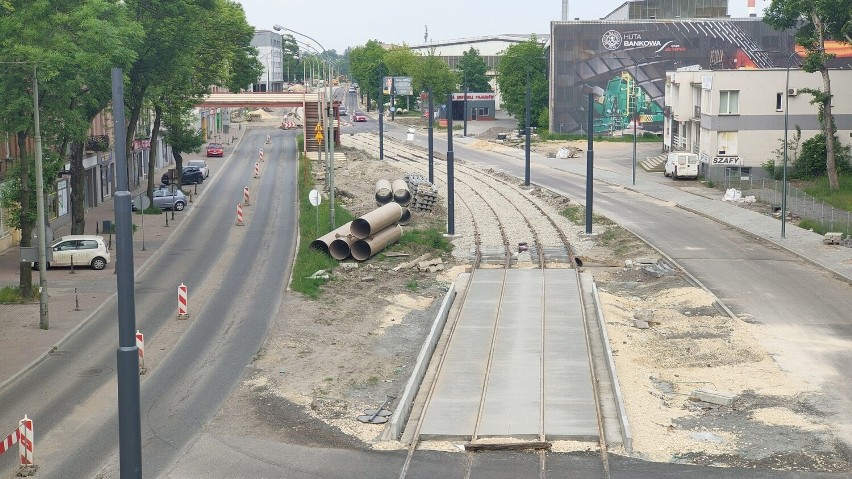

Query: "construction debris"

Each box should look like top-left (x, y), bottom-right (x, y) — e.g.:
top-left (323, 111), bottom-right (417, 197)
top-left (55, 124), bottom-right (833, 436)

top-left (690, 388), bottom-right (737, 406)
top-left (405, 173), bottom-right (439, 212)
top-left (417, 257), bottom-right (444, 273)
top-left (824, 232), bottom-right (843, 245)
top-left (393, 253), bottom-right (430, 271)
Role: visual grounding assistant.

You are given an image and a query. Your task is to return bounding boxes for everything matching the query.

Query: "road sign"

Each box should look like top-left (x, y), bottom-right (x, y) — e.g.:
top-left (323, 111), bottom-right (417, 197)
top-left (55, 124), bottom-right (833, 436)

top-left (309, 189), bottom-right (321, 206)
top-left (133, 194), bottom-right (150, 211)
top-left (315, 130), bottom-right (324, 142)
top-left (314, 123), bottom-right (322, 132)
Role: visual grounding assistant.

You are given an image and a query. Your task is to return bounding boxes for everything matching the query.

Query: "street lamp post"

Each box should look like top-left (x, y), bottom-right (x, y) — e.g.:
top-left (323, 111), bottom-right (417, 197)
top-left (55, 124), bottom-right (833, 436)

top-left (274, 24), bottom-right (336, 228)
top-left (631, 55), bottom-right (660, 186)
top-left (462, 71), bottom-right (468, 137)
top-left (32, 65), bottom-right (49, 330)
top-left (781, 51), bottom-right (798, 239)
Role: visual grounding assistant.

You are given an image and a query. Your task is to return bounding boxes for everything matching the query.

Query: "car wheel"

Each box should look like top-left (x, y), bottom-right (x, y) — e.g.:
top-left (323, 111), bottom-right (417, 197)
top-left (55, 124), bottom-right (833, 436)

top-left (174, 201), bottom-right (186, 211)
top-left (91, 257), bottom-right (107, 270)
top-left (198, 177), bottom-right (203, 184)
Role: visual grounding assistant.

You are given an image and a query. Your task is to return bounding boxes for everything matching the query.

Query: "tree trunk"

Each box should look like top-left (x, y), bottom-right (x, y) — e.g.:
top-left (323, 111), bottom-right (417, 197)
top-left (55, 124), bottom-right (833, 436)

top-left (147, 105), bottom-right (162, 200)
top-left (17, 132), bottom-right (33, 297)
top-left (125, 102), bottom-right (141, 189)
top-left (70, 140), bottom-right (86, 234)
top-left (814, 13), bottom-right (839, 190)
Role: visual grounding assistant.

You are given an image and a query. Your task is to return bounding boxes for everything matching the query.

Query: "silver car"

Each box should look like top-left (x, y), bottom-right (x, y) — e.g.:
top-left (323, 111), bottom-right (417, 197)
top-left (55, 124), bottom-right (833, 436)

top-left (186, 159), bottom-right (209, 178)
top-left (153, 188), bottom-right (187, 211)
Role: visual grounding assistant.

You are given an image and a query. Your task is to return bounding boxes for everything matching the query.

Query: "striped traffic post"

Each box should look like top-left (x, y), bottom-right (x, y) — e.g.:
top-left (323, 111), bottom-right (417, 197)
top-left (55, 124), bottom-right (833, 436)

top-left (177, 283), bottom-right (188, 319)
top-left (243, 186), bottom-right (251, 206)
top-left (236, 203), bottom-right (244, 226)
top-left (254, 161), bottom-right (260, 178)
top-left (0, 415), bottom-right (33, 467)
top-left (259, 148), bottom-right (264, 162)
top-left (136, 330), bottom-right (145, 373)
top-left (265, 133), bottom-right (270, 144)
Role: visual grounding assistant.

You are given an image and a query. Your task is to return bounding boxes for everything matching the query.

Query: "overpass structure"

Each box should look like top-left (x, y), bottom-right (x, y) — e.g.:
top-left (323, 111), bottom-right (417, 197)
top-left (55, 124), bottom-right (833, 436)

top-left (198, 92), bottom-right (334, 152)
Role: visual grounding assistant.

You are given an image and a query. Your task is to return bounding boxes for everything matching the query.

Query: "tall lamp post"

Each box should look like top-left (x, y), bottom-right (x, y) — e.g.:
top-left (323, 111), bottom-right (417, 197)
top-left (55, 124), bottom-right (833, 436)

top-left (275, 24), bottom-right (336, 228)
top-left (631, 55), bottom-right (660, 186)
top-left (781, 51), bottom-right (799, 239)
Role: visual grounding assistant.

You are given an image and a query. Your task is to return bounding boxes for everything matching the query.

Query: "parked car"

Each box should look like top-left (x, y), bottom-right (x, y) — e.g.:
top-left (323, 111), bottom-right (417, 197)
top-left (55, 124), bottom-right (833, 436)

top-left (162, 167), bottom-right (204, 186)
top-left (152, 188), bottom-right (187, 211)
top-left (186, 159), bottom-right (209, 178)
top-left (33, 235), bottom-right (111, 270)
top-left (206, 142), bottom-right (223, 157)
top-left (353, 111), bottom-right (367, 122)
top-left (665, 152), bottom-right (700, 180)
top-left (339, 106), bottom-right (348, 116)
top-left (349, 86), bottom-right (356, 93)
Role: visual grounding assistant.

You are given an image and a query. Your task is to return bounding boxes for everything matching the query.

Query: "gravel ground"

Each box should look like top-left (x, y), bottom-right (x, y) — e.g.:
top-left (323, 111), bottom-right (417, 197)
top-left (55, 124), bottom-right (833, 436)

top-left (209, 136), bottom-right (852, 473)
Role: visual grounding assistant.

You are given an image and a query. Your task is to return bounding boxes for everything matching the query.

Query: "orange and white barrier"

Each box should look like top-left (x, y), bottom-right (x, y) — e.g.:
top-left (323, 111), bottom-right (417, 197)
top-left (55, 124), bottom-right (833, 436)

top-left (265, 133), bottom-right (271, 144)
top-left (136, 330), bottom-right (145, 372)
top-left (254, 161), bottom-right (260, 178)
top-left (244, 186), bottom-right (251, 206)
top-left (236, 203), bottom-right (244, 226)
top-left (0, 416), bottom-right (33, 467)
top-left (177, 283), bottom-right (188, 319)
top-left (259, 148), bottom-right (264, 162)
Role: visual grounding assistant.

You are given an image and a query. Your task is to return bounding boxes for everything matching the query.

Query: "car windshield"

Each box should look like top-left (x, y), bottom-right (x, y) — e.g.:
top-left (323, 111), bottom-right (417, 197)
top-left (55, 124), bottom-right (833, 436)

top-left (208, 143), bottom-right (221, 148)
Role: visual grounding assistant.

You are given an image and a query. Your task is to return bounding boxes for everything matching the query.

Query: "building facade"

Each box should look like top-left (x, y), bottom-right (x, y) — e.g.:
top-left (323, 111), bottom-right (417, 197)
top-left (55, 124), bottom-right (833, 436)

top-left (251, 30), bottom-right (284, 93)
top-left (665, 67), bottom-right (852, 179)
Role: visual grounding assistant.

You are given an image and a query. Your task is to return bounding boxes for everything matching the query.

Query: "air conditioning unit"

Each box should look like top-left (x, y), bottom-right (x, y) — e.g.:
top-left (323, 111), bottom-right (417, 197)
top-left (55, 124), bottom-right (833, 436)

top-left (788, 88), bottom-right (798, 96)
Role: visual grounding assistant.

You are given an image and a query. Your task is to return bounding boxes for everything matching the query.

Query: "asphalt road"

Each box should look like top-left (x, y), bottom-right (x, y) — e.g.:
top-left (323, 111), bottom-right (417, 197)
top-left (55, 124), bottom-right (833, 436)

top-left (0, 128), bottom-right (299, 477)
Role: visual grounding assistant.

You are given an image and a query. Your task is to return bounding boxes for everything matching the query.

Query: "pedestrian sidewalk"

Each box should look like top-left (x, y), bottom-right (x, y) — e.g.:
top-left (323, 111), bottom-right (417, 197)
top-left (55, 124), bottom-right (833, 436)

top-left (0, 123), bottom-right (248, 387)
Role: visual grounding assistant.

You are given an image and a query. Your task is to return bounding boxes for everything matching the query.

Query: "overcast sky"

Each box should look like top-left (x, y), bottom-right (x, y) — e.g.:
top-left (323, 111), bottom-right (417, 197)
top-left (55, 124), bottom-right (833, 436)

top-left (236, 1), bottom-right (772, 53)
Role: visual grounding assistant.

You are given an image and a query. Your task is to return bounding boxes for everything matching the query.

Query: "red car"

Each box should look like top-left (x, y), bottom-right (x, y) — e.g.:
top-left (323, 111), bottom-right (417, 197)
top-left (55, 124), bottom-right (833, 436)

top-left (352, 112), bottom-right (367, 122)
top-left (206, 142), bottom-right (223, 157)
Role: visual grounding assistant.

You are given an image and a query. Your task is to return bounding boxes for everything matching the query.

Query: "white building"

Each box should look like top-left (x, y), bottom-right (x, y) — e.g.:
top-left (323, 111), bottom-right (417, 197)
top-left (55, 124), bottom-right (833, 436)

top-left (251, 30), bottom-right (284, 92)
top-left (409, 34), bottom-right (548, 110)
top-left (665, 67), bottom-right (852, 179)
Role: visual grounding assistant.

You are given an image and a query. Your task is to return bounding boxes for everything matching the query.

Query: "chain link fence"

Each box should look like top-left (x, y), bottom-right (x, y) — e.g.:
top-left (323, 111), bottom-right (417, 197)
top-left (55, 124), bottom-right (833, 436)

top-left (705, 167), bottom-right (852, 239)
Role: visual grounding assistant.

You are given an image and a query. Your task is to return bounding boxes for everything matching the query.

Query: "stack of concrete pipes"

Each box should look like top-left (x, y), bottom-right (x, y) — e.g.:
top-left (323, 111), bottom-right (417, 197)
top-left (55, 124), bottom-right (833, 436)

top-left (374, 179), bottom-right (411, 225)
top-left (310, 202), bottom-right (404, 261)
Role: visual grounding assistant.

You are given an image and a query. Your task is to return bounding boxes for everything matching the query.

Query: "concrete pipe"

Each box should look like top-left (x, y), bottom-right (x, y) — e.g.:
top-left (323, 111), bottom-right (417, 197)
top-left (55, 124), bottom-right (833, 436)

top-left (329, 234), bottom-right (355, 260)
top-left (392, 179), bottom-right (411, 206)
top-left (375, 179), bottom-right (392, 205)
top-left (310, 221), bottom-right (353, 255)
top-left (351, 225), bottom-right (403, 261)
top-left (351, 203), bottom-right (403, 239)
top-left (399, 207), bottom-right (411, 226)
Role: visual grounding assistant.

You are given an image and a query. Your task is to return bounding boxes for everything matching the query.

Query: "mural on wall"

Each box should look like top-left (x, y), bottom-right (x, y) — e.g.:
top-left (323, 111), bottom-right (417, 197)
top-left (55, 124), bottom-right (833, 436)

top-left (549, 19), bottom-right (852, 135)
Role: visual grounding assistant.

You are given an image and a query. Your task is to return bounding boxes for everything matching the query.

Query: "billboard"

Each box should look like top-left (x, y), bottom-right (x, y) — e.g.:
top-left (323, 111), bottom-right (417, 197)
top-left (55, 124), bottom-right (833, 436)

top-left (383, 76), bottom-right (413, 96)
top-left (548, 18), bottom-right (845, 135)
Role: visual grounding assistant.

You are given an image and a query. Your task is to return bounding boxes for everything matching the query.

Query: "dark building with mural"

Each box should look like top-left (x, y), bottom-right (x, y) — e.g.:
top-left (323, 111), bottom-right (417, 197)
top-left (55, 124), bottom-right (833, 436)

top-left (548, 18), bottom-right (801, 136)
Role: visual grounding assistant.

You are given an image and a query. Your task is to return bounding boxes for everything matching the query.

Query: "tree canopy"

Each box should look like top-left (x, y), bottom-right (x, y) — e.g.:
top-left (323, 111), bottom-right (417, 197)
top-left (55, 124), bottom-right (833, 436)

top-left (495, 36), bottom-right (548, 128)
top-left (458, 47), bottom-right (492, 93)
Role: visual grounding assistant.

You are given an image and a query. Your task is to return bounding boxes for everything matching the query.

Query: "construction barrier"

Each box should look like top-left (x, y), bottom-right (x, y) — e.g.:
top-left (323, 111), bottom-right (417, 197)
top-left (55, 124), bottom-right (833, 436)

top-left (244, 186), bottom-right (251, 206)
top-left (254, 161), bottom-right (260, 178)
top-left (136, 330), bottom-right (145, 373)
top-left (259, 148), bottom-right (264, 162)
top-left (177, 283), bottom-right (188, 319)
top-left (0, 416), bottom-right (33, 467)
top-left (265, 133), bottom-right (270, 144)
top-left (236, 203), bottom-right (244, 226)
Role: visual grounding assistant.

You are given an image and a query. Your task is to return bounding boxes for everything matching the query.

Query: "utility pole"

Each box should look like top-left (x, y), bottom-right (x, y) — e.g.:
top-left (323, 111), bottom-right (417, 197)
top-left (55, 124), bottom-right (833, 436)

top-left (33, 65), bottom-right (49, 330)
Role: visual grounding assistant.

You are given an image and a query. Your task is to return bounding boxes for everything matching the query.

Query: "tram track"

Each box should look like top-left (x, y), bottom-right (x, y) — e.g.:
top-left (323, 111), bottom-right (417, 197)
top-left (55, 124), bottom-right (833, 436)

top-left (345, 132), bottom-right (611, 478)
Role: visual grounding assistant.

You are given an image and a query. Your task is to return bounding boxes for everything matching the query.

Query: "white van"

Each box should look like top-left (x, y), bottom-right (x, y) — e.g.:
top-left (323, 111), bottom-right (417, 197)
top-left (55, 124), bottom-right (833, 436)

top-left (665, 153), bottom-right (700, 180)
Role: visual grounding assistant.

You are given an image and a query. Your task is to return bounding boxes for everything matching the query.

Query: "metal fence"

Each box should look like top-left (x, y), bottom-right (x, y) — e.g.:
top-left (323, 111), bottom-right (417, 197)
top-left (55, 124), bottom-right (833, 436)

top-left (708, 172), bottom-right (852, 238)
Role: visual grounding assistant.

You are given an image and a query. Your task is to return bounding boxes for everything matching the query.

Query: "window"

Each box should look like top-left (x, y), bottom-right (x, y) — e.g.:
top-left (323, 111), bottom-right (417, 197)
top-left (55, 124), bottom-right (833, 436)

top-left (717, 131), bottom-right (738, 155)
top-left (776, 93), bottom-right (783, 111)
top-left (719, 90), bottom-right (739, 114)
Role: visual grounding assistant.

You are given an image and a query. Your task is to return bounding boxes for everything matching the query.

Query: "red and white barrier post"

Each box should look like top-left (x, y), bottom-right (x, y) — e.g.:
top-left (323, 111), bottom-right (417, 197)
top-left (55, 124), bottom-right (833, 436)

top-left (259, 148), bottom-right (264, 162)
top-left (236, 203), bottom-right (244, 226)
top-left (136, 330), bottom-right (146, 374)
top-left (0, 415), bottom-right (34, 468)
top-left (265, 133), bottom-right (270, 144)
top-left (254, 161), bottom-right (260, 178)
top-left (243, 186), bottom-right (251, 206)
top-left (177, 283), bottom-right (188, 319)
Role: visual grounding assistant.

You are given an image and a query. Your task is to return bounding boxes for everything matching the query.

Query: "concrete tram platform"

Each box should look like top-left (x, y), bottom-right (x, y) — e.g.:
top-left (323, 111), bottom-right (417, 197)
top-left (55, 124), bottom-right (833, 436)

top-left (419, 268), bottom-right (598, 441)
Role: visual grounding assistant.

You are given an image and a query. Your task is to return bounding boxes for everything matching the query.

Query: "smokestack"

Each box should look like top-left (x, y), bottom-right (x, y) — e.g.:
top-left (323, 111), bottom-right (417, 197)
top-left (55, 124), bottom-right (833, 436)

top-left (747, 0), bottom-right (755, 16)
top-left (562, 0), bottom-right (568, 21)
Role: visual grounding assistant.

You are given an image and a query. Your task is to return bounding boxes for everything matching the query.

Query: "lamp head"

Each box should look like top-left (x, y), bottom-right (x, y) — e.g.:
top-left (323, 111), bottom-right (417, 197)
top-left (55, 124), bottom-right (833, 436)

top-left (273, 24), bottom-right (284, 32)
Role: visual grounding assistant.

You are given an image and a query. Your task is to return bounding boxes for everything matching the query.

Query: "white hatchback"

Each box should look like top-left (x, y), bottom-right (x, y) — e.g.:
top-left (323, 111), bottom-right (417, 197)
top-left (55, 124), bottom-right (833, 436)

top-left (34, 235), bottom-right (111, 270)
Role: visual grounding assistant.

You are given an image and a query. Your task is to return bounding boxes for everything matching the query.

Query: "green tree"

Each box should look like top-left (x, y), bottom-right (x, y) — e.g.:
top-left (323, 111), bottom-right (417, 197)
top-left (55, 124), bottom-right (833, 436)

top-left (495, 36), bottom-right (547, 129)
top-left (765, 0), bottom-right (852, 190)
top-left (457, 47), bottom-right (491, 93)
top-left (412, 52), bottom-right (457, 108)
top-left (281, 33), bottom-right (300, 84)
top-left (348, 40), bottom-right (386, 110)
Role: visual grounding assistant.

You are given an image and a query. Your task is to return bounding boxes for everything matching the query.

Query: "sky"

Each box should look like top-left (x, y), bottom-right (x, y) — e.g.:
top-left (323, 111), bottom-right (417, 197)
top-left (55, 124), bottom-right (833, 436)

top-left (236, 0), bottom-right (773, 53)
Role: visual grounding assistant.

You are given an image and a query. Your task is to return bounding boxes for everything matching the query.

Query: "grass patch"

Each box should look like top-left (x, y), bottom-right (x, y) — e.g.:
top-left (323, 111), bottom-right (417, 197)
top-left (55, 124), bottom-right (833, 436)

top-left (797, 219), bottom-right (831, 235)
top-left (397, 228), bottom-right (452, 253)
top-left (0, 285), bottom-right (38, 304)
top-left (140, 206), bottom-right (162, 215)
top-left (406, 279), bottom-right (418, 291)
top-left (560, 204), bottom-right (614, 226)
top-left (800, 175), bottom-right (852, 212)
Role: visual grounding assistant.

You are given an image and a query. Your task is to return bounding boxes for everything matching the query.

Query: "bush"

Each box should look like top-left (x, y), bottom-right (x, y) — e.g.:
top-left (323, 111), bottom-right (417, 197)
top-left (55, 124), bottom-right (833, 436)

top-left (0, 285), bottom-right (39, 304)
top-left (794, 133), bottom-right (852, 179)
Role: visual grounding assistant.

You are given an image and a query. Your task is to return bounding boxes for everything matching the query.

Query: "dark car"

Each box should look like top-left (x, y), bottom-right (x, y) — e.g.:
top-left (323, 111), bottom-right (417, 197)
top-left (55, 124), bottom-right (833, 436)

top-left (206, 142), bottom-right (223, 157)
top-left (161, 167), bottom-right (204, 186)
top-left (353, 112), bottom-right (367, 122)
